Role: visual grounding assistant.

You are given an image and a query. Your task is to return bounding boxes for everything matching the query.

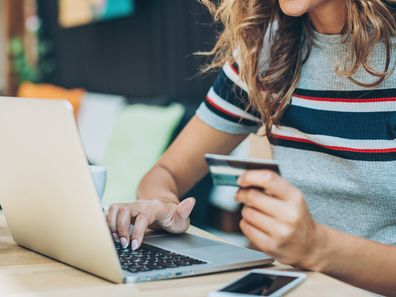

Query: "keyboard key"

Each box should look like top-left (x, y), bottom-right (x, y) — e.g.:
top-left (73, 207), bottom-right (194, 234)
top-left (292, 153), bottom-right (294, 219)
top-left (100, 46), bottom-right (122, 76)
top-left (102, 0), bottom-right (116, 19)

top-left (114, 242), bottom-right (207, 274)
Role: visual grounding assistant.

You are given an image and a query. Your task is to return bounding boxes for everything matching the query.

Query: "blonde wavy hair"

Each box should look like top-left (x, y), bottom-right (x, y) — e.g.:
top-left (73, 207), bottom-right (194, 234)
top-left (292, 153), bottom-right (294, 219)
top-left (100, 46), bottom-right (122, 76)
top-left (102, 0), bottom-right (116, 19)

top-left (200, 0), bottom-right (396, 137)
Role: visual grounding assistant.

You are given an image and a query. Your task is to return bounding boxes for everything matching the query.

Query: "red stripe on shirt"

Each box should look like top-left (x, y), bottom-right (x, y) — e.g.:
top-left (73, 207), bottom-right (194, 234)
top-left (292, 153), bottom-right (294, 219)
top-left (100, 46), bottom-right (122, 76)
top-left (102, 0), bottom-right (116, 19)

top-left (206, 96), bottom-right (241, 119)
top-left (229, 62), bottom-right (239, 75)
top-left (293, 94), bottom-right (396, 103)
top-left (273, 134), bottom-right (396, 153)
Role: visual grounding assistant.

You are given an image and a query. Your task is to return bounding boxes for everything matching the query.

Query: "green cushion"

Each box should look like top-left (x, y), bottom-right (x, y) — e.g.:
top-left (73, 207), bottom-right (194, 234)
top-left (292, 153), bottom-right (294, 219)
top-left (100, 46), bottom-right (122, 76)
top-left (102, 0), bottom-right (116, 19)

top-left (101, 103), bottom-right (184, 204)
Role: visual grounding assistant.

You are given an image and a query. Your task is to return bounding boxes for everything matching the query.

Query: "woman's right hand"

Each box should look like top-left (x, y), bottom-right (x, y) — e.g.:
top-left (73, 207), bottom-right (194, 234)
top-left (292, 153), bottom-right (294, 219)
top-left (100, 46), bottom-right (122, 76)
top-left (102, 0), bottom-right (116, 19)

top-left (106, 197), bottom-right (196, 251)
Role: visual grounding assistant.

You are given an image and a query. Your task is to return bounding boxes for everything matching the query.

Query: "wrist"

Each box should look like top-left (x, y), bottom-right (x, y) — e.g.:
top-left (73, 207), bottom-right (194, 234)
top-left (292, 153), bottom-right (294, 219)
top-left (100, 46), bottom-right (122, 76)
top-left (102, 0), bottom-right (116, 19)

top-left (138, 196), bottom-right (179, 205)
top-left (302, 223), bottom-right (332, 272)
top-left (136, 189), bottom-right (179, 204)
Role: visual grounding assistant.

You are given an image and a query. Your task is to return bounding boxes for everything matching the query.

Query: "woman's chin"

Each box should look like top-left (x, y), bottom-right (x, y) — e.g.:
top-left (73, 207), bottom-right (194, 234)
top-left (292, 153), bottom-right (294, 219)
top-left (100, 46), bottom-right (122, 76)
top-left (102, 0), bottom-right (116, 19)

top-left (279, 0), bottom-right (311, 17)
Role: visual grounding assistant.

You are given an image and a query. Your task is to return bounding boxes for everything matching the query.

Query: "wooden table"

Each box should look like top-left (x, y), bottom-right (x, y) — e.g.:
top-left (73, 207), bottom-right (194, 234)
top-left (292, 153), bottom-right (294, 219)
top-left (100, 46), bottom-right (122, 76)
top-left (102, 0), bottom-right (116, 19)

top-left (0, 213), bottom-right (373, 297)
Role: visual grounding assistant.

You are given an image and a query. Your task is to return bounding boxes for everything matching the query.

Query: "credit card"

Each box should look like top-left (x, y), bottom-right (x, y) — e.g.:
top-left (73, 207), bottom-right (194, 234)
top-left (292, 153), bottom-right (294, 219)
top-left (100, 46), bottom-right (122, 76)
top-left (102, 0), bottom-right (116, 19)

top-left (205, 153), bottom-right (281, 187)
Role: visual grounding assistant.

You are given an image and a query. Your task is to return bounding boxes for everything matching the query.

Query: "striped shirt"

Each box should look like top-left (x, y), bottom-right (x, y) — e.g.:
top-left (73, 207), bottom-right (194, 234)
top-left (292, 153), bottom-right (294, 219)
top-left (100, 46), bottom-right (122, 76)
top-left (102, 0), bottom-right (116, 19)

top-left (196, 31), bottom-right (396, 245)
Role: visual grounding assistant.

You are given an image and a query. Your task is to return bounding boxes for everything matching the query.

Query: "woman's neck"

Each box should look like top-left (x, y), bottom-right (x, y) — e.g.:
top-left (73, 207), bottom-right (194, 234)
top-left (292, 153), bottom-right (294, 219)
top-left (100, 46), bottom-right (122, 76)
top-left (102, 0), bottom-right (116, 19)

top-left (309, 0), bottom-right (346, 34)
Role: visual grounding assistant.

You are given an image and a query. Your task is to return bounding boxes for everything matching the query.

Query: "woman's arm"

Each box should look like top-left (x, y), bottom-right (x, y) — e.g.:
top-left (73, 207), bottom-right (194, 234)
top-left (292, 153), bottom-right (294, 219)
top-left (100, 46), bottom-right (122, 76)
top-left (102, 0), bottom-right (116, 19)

top-left (317, 226), bottom-right (396, 296)
top-left (236, 170), bottom-right (396, 296)
top-left (107, 116), bottom-right (247, 249)
top-left (137, 116), bottom-right (246, 201)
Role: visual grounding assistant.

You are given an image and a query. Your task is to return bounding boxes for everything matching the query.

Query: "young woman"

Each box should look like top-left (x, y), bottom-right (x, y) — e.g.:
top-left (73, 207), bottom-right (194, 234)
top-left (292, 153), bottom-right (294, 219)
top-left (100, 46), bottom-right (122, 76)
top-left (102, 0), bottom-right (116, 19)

top-left (107, 0), bottom-right (396, 294)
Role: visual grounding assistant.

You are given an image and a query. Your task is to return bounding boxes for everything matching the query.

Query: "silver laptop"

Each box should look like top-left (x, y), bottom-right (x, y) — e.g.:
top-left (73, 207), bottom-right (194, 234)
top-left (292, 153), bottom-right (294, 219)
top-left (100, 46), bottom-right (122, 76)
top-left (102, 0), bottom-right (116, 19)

top-left (0, 97), bottom-right (273, 283)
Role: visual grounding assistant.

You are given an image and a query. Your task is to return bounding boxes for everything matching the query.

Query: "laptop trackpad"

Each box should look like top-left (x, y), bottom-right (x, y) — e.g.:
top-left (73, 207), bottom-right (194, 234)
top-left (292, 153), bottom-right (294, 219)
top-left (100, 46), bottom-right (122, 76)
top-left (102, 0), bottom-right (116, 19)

top-left (143, 233), bottom-right (220, 251)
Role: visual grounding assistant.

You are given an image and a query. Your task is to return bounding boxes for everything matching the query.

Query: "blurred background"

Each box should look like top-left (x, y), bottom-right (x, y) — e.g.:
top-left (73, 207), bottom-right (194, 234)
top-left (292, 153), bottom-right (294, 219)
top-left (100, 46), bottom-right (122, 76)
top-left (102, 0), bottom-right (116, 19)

top-left (0, 0), bottom-right (270, 245)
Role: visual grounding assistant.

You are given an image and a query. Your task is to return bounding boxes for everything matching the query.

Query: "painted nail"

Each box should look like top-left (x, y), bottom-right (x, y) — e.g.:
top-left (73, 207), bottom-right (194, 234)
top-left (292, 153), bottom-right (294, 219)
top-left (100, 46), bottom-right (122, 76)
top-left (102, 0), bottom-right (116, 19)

top-left (112, 233), bottom-right (120, 243)
top-left (120, 237), bottom-right (129, 249)
top-left (181, 207), bottom-right (193, 219)
top-left (131, 239), bottom-right (138, 251)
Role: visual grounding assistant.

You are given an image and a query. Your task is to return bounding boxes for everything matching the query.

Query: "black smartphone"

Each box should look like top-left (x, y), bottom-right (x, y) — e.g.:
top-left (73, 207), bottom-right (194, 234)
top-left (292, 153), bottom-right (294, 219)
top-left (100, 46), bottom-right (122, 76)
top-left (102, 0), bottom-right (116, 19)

top-left (209, 270), bottom-right (305, 297)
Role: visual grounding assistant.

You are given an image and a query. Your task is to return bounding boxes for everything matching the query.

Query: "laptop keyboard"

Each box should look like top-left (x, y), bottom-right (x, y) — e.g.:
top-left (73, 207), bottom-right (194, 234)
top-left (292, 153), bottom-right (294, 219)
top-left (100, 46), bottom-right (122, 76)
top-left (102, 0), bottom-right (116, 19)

top-left (115, 242), bottom-right (207, 273)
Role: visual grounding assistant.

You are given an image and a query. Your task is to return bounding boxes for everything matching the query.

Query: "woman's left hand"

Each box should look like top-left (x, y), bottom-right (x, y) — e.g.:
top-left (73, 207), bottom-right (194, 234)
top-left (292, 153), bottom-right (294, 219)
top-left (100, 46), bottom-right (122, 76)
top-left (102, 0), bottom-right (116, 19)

top-left (236, 170), bottom-right (327, 270)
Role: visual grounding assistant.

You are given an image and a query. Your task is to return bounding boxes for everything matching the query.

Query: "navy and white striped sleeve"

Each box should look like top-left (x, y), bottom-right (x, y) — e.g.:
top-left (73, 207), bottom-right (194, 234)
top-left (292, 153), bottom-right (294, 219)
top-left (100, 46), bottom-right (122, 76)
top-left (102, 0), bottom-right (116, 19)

top-left (196, 62), bottom-right (262, 134)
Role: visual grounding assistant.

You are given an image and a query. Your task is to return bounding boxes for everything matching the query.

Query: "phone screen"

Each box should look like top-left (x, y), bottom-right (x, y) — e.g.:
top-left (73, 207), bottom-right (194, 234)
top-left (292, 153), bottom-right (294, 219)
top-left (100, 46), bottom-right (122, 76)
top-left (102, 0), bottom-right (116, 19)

top-left (220, 273), bottom-right (298, 296)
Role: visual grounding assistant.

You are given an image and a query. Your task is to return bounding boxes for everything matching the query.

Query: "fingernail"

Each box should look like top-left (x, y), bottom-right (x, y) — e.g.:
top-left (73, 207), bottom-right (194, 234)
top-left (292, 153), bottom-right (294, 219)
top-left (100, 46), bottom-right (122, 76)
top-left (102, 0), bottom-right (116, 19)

top-left (131, 239), bottom-right (138, 251)
top-left (120, 237), bottom-right (129, 249)
top-left (112, 233), bottom-right (120, 243)
top-left (181, 208), bottom-right (193, 219)
top-left (181, 212), bottom-right (189, 219)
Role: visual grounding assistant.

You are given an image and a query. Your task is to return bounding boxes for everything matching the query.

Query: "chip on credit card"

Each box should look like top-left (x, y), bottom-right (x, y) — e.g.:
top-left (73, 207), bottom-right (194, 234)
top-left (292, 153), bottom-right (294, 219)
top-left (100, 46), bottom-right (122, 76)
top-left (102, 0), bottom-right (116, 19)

top-left (205, 153), bottom-right (281, 187)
